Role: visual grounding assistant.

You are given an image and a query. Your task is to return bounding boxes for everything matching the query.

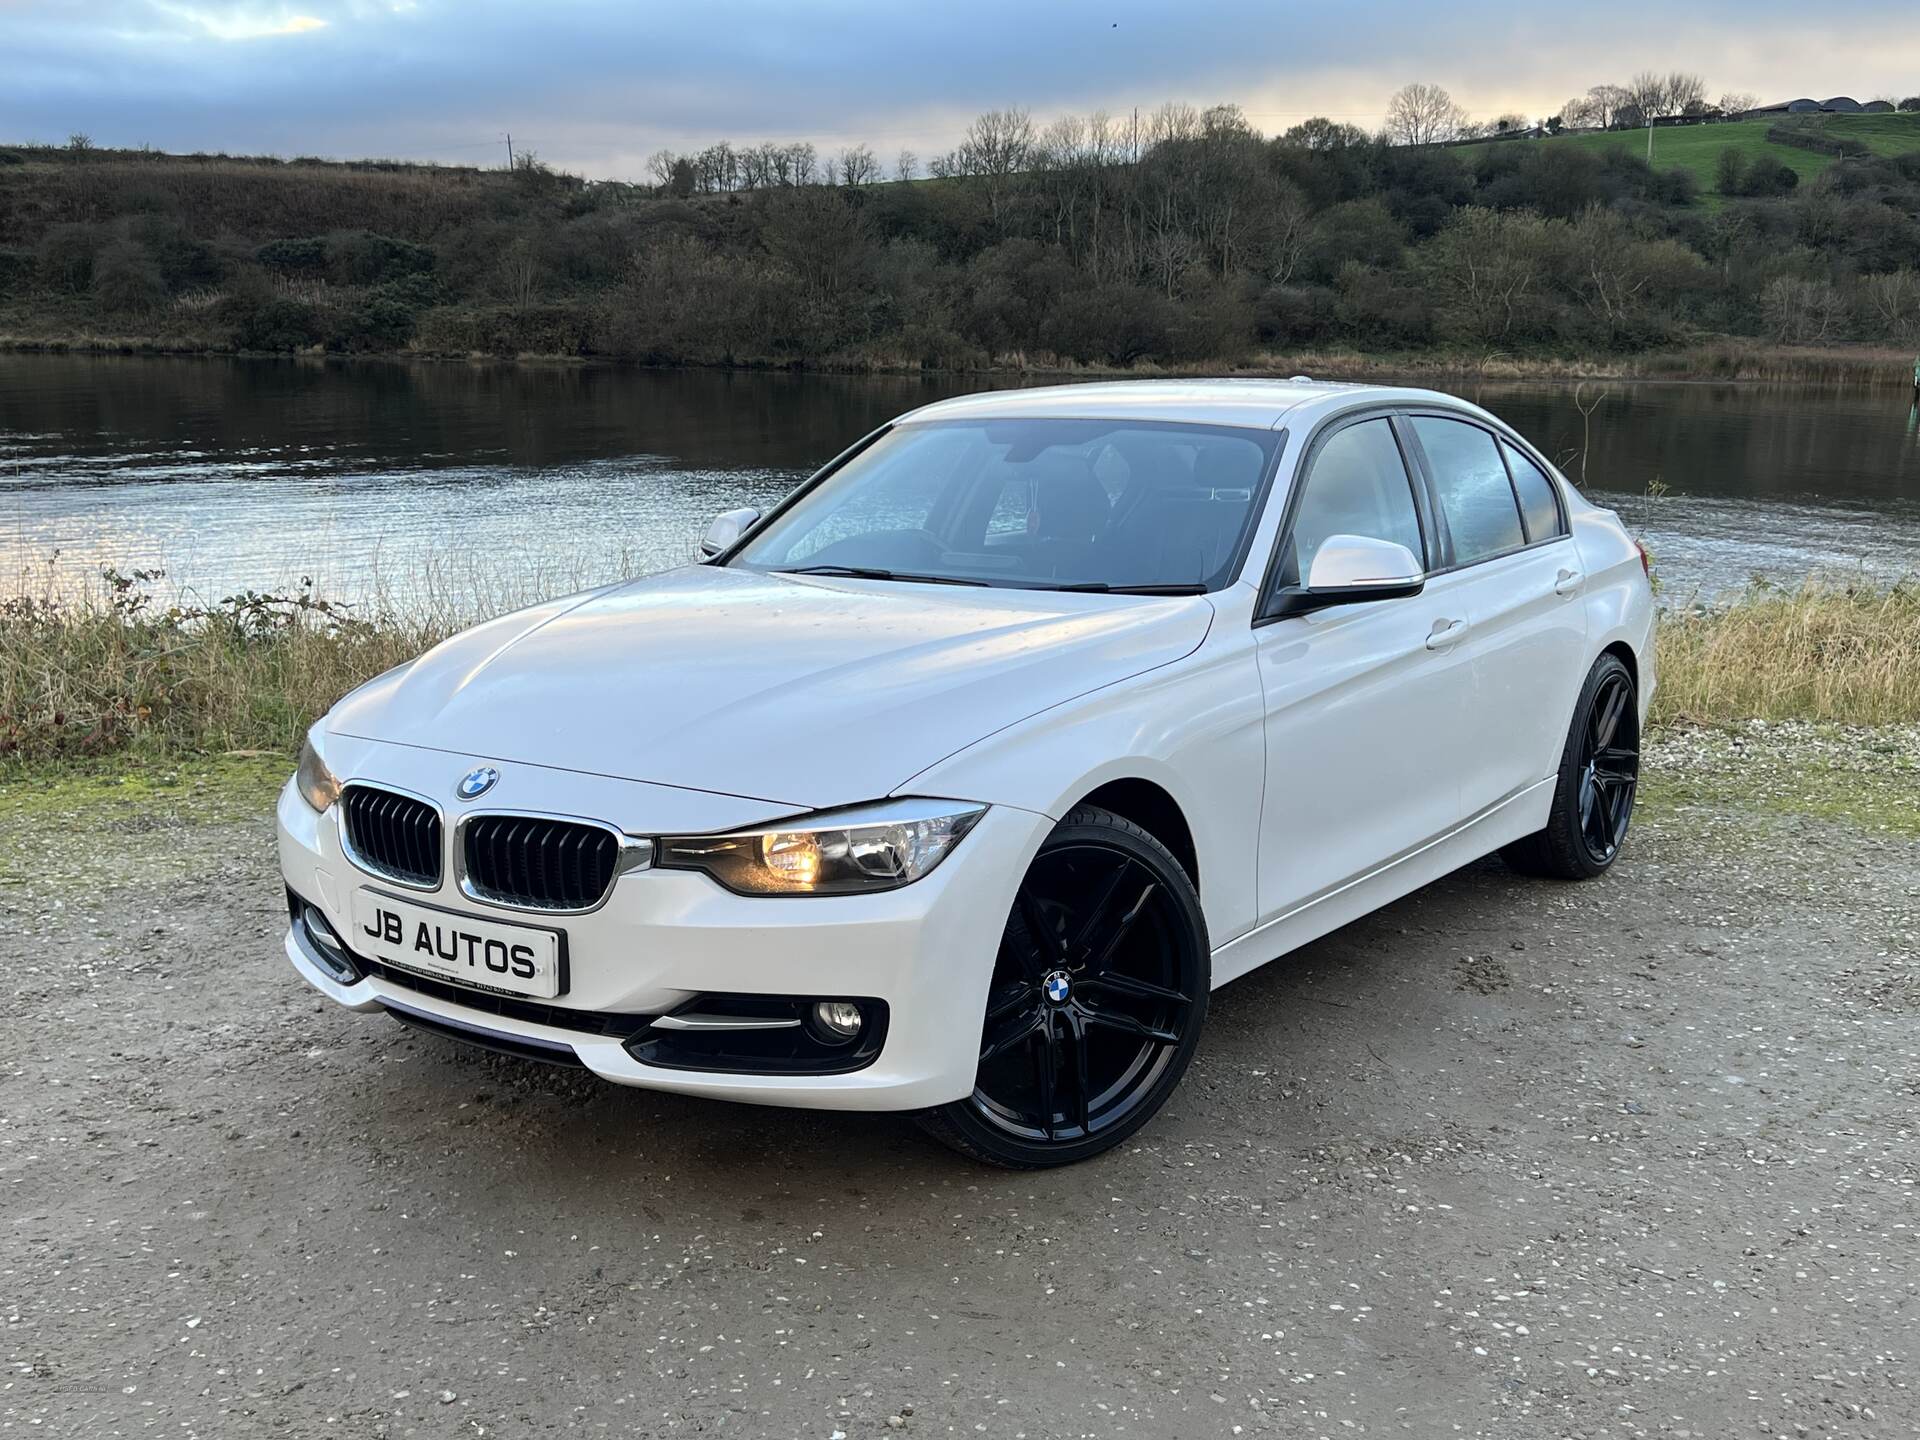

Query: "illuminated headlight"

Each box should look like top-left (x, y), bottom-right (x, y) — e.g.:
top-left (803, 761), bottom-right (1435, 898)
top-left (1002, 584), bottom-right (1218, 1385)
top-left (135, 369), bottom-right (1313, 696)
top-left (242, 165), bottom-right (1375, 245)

top-left (295, 733), bottom-right (342, 814)
top-left (657, 799), bottom-right (986, 896)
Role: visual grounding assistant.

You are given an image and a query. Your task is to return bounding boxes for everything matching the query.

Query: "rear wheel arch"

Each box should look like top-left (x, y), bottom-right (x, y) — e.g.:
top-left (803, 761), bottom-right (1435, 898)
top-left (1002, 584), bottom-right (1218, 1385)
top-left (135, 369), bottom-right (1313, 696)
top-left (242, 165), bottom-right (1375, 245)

top-left (1600, 638), bottom-right (1638, 692)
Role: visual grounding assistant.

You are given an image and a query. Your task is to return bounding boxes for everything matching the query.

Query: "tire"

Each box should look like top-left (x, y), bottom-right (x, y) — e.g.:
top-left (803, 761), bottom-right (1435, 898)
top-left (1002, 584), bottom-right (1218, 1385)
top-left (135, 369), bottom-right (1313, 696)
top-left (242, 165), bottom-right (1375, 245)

top-left (1503, 652), bottom-right (1641, 880)
top-left (916, 805), bottom-right (1210, 1168)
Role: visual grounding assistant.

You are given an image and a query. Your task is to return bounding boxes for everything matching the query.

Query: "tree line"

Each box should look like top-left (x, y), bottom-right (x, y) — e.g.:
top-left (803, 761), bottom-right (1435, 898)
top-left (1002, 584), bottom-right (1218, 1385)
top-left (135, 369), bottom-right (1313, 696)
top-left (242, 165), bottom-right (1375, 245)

top-left (3, 89), bottom-right (1919, 369)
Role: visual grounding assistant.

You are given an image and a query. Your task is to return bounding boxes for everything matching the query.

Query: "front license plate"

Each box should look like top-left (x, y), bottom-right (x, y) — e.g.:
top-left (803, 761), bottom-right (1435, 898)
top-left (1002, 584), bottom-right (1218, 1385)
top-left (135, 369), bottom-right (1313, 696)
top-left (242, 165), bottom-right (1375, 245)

top-left (351, 890), bottom-right (563, 1000)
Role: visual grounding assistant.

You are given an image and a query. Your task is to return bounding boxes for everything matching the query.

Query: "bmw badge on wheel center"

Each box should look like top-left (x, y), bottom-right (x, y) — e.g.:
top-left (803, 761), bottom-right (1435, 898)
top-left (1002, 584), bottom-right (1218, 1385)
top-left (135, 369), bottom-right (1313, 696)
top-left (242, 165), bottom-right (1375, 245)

top-left (279, 380), bottom-right (1654, 1167)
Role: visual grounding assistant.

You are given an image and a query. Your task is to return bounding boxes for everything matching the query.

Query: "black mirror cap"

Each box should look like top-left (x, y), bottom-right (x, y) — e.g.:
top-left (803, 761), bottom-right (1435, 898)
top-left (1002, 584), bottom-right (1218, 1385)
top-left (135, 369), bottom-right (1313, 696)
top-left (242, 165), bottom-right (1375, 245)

top-left (1266, 575), bottom-right (1425, 619)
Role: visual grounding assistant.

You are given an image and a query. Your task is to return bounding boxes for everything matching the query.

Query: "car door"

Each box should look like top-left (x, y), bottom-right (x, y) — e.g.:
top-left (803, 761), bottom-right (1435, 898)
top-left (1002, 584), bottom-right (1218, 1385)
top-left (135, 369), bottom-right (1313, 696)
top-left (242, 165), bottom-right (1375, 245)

top-left (1401, 414), bottom-right (1589, 819)
top-left (1251, 413), bottom-right (1477, 924)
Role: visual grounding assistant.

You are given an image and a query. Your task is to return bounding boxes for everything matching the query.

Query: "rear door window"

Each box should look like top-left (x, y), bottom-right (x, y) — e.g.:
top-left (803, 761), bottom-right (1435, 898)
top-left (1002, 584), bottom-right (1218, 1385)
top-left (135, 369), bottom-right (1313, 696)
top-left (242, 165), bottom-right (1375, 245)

top-left (1411, 417), bottom-right (1525, 566)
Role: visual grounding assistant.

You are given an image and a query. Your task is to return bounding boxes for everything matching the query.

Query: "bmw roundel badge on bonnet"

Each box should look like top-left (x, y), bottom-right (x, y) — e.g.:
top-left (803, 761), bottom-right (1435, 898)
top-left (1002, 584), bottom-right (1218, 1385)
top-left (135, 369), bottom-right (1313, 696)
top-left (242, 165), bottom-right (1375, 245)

top-left (456, 766), bottom-right (500, 800)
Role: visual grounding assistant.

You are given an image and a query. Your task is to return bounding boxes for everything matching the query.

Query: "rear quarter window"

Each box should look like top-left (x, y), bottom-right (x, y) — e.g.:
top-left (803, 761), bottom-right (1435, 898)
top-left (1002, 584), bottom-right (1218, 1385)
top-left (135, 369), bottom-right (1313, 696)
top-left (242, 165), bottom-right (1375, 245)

top-left (1501, 442), bottom-right (1567, 542)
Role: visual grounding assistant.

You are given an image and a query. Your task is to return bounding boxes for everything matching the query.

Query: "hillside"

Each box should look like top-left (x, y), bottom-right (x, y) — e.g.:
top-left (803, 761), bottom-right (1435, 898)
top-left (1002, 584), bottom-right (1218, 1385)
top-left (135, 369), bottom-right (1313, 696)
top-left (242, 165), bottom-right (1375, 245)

top-left (2, 110), bottom-right (1919, 373)
top-left (1455, 111), bottom-right (1920, 201)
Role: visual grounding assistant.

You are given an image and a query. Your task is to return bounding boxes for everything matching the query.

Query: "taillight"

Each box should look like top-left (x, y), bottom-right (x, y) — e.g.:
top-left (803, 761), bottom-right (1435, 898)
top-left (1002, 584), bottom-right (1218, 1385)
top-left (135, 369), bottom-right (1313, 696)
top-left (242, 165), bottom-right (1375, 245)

top-left (1634, 538), bottom-right (1650, 579)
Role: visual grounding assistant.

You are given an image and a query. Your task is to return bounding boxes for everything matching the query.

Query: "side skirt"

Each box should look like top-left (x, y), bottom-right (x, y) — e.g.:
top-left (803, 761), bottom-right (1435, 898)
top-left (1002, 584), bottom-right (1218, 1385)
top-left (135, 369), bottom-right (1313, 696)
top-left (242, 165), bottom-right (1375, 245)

top-left (1210, 777), bottom-right (1554, 988)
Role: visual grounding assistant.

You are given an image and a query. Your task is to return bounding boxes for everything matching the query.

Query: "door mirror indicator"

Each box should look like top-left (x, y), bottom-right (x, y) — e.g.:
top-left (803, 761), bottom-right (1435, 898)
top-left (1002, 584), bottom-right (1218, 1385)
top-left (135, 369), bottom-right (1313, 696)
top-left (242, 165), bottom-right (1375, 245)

top-left (700, 507), bottom-right (762, 560)
top-left (1270, 535), bottom-right (1425, 618)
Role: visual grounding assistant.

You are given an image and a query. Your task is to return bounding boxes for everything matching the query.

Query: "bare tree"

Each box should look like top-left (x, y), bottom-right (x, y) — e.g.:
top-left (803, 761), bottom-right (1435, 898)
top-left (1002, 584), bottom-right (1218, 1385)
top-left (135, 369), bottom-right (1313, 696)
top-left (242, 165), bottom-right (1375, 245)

top-left (1383, 82), bottom-right (1468, 146)
top-left (894, 148), bottom-right (917, 182)
top-left (836, 144), bottom-right (878, 186)
top-left (1586, 84), bottom-right (1627, 129)
top-left (1864, 270), bottom-right (1920, 342)
top-left (1666, 72), bottom-right (1708, 116)
top-left (1718, 91), bottom-right (1757, 118)
top-left (1623, 71), bottom-right (1670, 123)
top-left (960, 108), bottom-right (1034, 226)
top-left (960, 108), bottom-right (1035, 178)
top-left (646, 149), bottom-right (677, 188)
top-left (501, 236), bottom-right (538, 312)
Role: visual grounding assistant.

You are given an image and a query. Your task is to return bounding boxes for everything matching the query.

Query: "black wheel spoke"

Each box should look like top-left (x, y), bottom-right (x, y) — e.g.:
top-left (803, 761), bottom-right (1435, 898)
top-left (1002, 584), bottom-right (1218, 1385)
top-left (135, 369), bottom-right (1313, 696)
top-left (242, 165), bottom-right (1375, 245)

top-left (1593, 680), bottom-right (1628, 750)
top-left (1083, 880), bottom-right (1159, 977)
top-left (1084, 1008), bottom-right (1182, 1046)
top-left (1081, 970), bottom-right (1188, 1006)
top-left (1014, 890), bottom-right (1059, 977)
top-left (980, 1010), bottom-right (1039, 1065)
top-left (1068, 858), bottom-right (1133, 960)
top-left (1063, 1010), bottom-right (1093, 1136)
top-left (984, 981), bottom-right (1035, 1022)
top-left (1030, 1017), bottom-right (1057, 1141)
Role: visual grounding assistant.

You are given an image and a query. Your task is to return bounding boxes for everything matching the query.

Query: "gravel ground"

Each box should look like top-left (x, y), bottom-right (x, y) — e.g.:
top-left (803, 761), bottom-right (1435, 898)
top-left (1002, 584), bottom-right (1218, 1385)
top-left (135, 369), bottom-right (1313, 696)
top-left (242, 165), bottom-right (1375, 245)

top-left (2, 731), bottom-right (1916, 1439)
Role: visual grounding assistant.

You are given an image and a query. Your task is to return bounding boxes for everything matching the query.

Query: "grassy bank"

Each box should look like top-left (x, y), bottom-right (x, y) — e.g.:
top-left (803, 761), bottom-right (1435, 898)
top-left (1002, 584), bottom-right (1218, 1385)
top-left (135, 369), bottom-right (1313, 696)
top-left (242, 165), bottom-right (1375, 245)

top-left (2, 334), bottom-right (1912, 387)
top-left (4, 572), bottom-right (1917, 779)
top-left (1454, 111), bottom-right (1920, 204)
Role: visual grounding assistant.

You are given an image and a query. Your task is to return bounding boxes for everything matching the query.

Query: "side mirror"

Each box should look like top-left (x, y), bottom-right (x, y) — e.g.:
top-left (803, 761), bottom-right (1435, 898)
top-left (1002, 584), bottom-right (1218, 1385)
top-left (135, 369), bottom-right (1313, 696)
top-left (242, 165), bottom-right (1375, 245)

top-left (699, 506), bottom-right (761, 560)
top-left (1269, 535), bottom-right (1424, 618)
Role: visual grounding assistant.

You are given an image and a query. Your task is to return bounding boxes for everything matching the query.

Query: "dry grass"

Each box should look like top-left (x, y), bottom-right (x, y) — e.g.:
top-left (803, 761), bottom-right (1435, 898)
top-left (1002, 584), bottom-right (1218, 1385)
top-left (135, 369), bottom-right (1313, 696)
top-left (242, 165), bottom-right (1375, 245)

top-left (3, 568), bottom-right (1916, 775)
top-left (1651, 582), bottom-right (1920, 728)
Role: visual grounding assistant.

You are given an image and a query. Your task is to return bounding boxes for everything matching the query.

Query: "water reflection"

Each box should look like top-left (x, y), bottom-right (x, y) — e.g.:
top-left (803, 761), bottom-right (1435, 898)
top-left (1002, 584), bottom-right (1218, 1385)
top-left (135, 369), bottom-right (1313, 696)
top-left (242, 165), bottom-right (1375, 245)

top-left (3, 356), bottom-right (1916, 611)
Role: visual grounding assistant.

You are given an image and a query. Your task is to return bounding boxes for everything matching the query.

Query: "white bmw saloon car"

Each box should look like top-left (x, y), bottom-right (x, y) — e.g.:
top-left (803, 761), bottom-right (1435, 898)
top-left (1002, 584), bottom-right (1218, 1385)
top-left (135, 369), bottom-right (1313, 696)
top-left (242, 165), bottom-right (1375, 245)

top-left (279, 380), bottom-right (1652, 1166)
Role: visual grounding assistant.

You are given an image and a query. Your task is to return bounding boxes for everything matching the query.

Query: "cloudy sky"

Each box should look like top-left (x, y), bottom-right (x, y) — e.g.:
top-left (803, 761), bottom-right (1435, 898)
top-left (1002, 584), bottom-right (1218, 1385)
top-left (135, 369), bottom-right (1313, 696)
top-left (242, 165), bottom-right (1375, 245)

top-left (5, 0), bottom-right (1917, 178)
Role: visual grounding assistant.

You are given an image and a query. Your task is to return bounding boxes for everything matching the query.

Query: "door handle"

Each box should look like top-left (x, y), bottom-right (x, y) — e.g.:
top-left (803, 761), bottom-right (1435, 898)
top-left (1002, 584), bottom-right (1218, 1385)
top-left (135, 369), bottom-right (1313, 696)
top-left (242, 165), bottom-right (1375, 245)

top-left (1425, 617), bottom-right (1469, 650)
top-left (1554, 567), bottom-right (1585, 596)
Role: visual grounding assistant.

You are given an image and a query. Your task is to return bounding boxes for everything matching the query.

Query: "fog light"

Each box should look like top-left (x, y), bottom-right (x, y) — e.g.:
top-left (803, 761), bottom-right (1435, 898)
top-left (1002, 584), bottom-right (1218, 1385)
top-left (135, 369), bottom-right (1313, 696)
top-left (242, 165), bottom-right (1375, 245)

top-left (810, 1000), bottom-right (864, 1043)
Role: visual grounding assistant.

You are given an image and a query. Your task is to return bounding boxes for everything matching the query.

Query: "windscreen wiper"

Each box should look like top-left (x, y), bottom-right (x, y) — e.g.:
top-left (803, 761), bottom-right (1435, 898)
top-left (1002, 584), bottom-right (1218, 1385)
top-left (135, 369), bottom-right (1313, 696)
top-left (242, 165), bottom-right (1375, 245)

top-left (775, 564), bottom-right (988, 587)
top-left (1046, 581), bottom-right (1210, 595)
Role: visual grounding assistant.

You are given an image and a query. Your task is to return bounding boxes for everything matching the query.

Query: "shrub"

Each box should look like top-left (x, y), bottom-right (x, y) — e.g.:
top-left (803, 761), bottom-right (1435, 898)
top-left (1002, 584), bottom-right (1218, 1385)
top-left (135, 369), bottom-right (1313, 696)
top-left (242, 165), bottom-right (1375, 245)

top-left (255, 236), bottom-right (329, 276)
top-left (1038, 283), bottom-right (1177, 365)
top-left (36, 223), bottom-right (106, 292)
top-left (220, 276), bottom-right (324, 350)
top-left (90, 238), bottom-right (166, 314)
top-left (1738, 155), bottom-right (1800, 197)
top-left (0, 247), bottom-right (33, 291)
top-left (1252, 283), bottom-right (1339, 346)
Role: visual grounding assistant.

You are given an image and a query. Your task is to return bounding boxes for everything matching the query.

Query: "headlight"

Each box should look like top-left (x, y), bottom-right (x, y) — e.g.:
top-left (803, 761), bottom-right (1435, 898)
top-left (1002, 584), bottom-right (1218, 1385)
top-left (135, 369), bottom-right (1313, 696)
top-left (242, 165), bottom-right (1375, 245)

top-left (657, 798), bottom-right (986, 896)
top-left (295, 734), bottom-right (342, 813)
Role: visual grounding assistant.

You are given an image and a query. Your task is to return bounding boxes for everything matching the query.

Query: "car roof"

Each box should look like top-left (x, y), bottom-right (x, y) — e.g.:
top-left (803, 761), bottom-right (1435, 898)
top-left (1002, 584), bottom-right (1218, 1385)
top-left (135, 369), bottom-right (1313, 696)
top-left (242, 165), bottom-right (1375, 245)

top-left (897, 378), bottom-right (1482, 432)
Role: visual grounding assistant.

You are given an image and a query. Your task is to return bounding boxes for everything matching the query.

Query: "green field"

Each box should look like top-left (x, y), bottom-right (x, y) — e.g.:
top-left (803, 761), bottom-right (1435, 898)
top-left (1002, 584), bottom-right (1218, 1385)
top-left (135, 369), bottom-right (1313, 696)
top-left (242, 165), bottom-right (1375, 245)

top-left (1455, 111), bottom-right (1920, 201)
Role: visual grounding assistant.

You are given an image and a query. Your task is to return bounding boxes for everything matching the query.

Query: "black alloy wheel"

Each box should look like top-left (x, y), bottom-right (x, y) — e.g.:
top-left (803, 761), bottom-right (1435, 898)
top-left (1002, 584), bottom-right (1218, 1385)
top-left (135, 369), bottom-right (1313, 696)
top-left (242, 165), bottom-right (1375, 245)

top-left (918, 806), bottom-right (1209, 1167)
top-left (1504, 652), bottom-right (1641, 880)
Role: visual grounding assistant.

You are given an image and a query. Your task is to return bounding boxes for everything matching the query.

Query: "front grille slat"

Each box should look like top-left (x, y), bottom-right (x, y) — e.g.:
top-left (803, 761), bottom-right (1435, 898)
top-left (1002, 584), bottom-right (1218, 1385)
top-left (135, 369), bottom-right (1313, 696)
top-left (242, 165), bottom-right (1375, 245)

top-left (342, 785), bottom-right (443, 889)
top-left (463, 814), bottom-right (623, 911)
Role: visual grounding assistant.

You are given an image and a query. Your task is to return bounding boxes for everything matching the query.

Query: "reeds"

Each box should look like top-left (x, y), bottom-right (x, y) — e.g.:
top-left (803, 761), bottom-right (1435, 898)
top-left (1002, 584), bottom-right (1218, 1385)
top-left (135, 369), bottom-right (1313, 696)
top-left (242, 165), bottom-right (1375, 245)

top-left (1651, 581), bottom-right (1920, 727)
top-left (4, 566), bottom-right (1916, 772)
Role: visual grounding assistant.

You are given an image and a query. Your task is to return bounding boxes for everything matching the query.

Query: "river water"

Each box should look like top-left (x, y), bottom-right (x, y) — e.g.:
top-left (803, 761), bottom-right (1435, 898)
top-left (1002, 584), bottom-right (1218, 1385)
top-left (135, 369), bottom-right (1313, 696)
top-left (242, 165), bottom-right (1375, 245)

top-left (4, 355), bottom-right (1917, 613)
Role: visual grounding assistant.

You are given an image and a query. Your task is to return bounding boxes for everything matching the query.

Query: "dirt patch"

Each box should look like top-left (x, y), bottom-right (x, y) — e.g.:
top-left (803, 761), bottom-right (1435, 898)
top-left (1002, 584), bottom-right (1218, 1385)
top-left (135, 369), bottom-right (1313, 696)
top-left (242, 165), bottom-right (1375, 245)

top-left (2, 733), bottom-right (1916, 1438)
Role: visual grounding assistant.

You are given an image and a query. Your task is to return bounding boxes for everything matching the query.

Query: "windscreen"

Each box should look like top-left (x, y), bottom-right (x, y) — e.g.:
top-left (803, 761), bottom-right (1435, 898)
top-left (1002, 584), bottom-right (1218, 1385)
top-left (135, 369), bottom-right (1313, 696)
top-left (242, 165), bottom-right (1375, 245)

top-left (731, 419), bottom-right (1281, 593)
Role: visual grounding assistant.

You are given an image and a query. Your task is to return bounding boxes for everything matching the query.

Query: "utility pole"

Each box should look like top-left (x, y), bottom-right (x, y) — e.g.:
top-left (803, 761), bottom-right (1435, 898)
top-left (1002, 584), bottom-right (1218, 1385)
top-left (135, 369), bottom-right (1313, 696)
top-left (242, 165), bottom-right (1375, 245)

top-left (1646, 119), bottom-right (1654, 165)
top-left (505, 133), bottom-right (514, 170)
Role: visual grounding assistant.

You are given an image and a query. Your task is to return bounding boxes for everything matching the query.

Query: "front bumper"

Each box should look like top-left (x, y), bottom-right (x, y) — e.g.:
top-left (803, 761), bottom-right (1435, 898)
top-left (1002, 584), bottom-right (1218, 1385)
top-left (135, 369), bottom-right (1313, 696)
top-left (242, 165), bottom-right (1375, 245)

top-left (277, 773), bottom-right (1050, 1111)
